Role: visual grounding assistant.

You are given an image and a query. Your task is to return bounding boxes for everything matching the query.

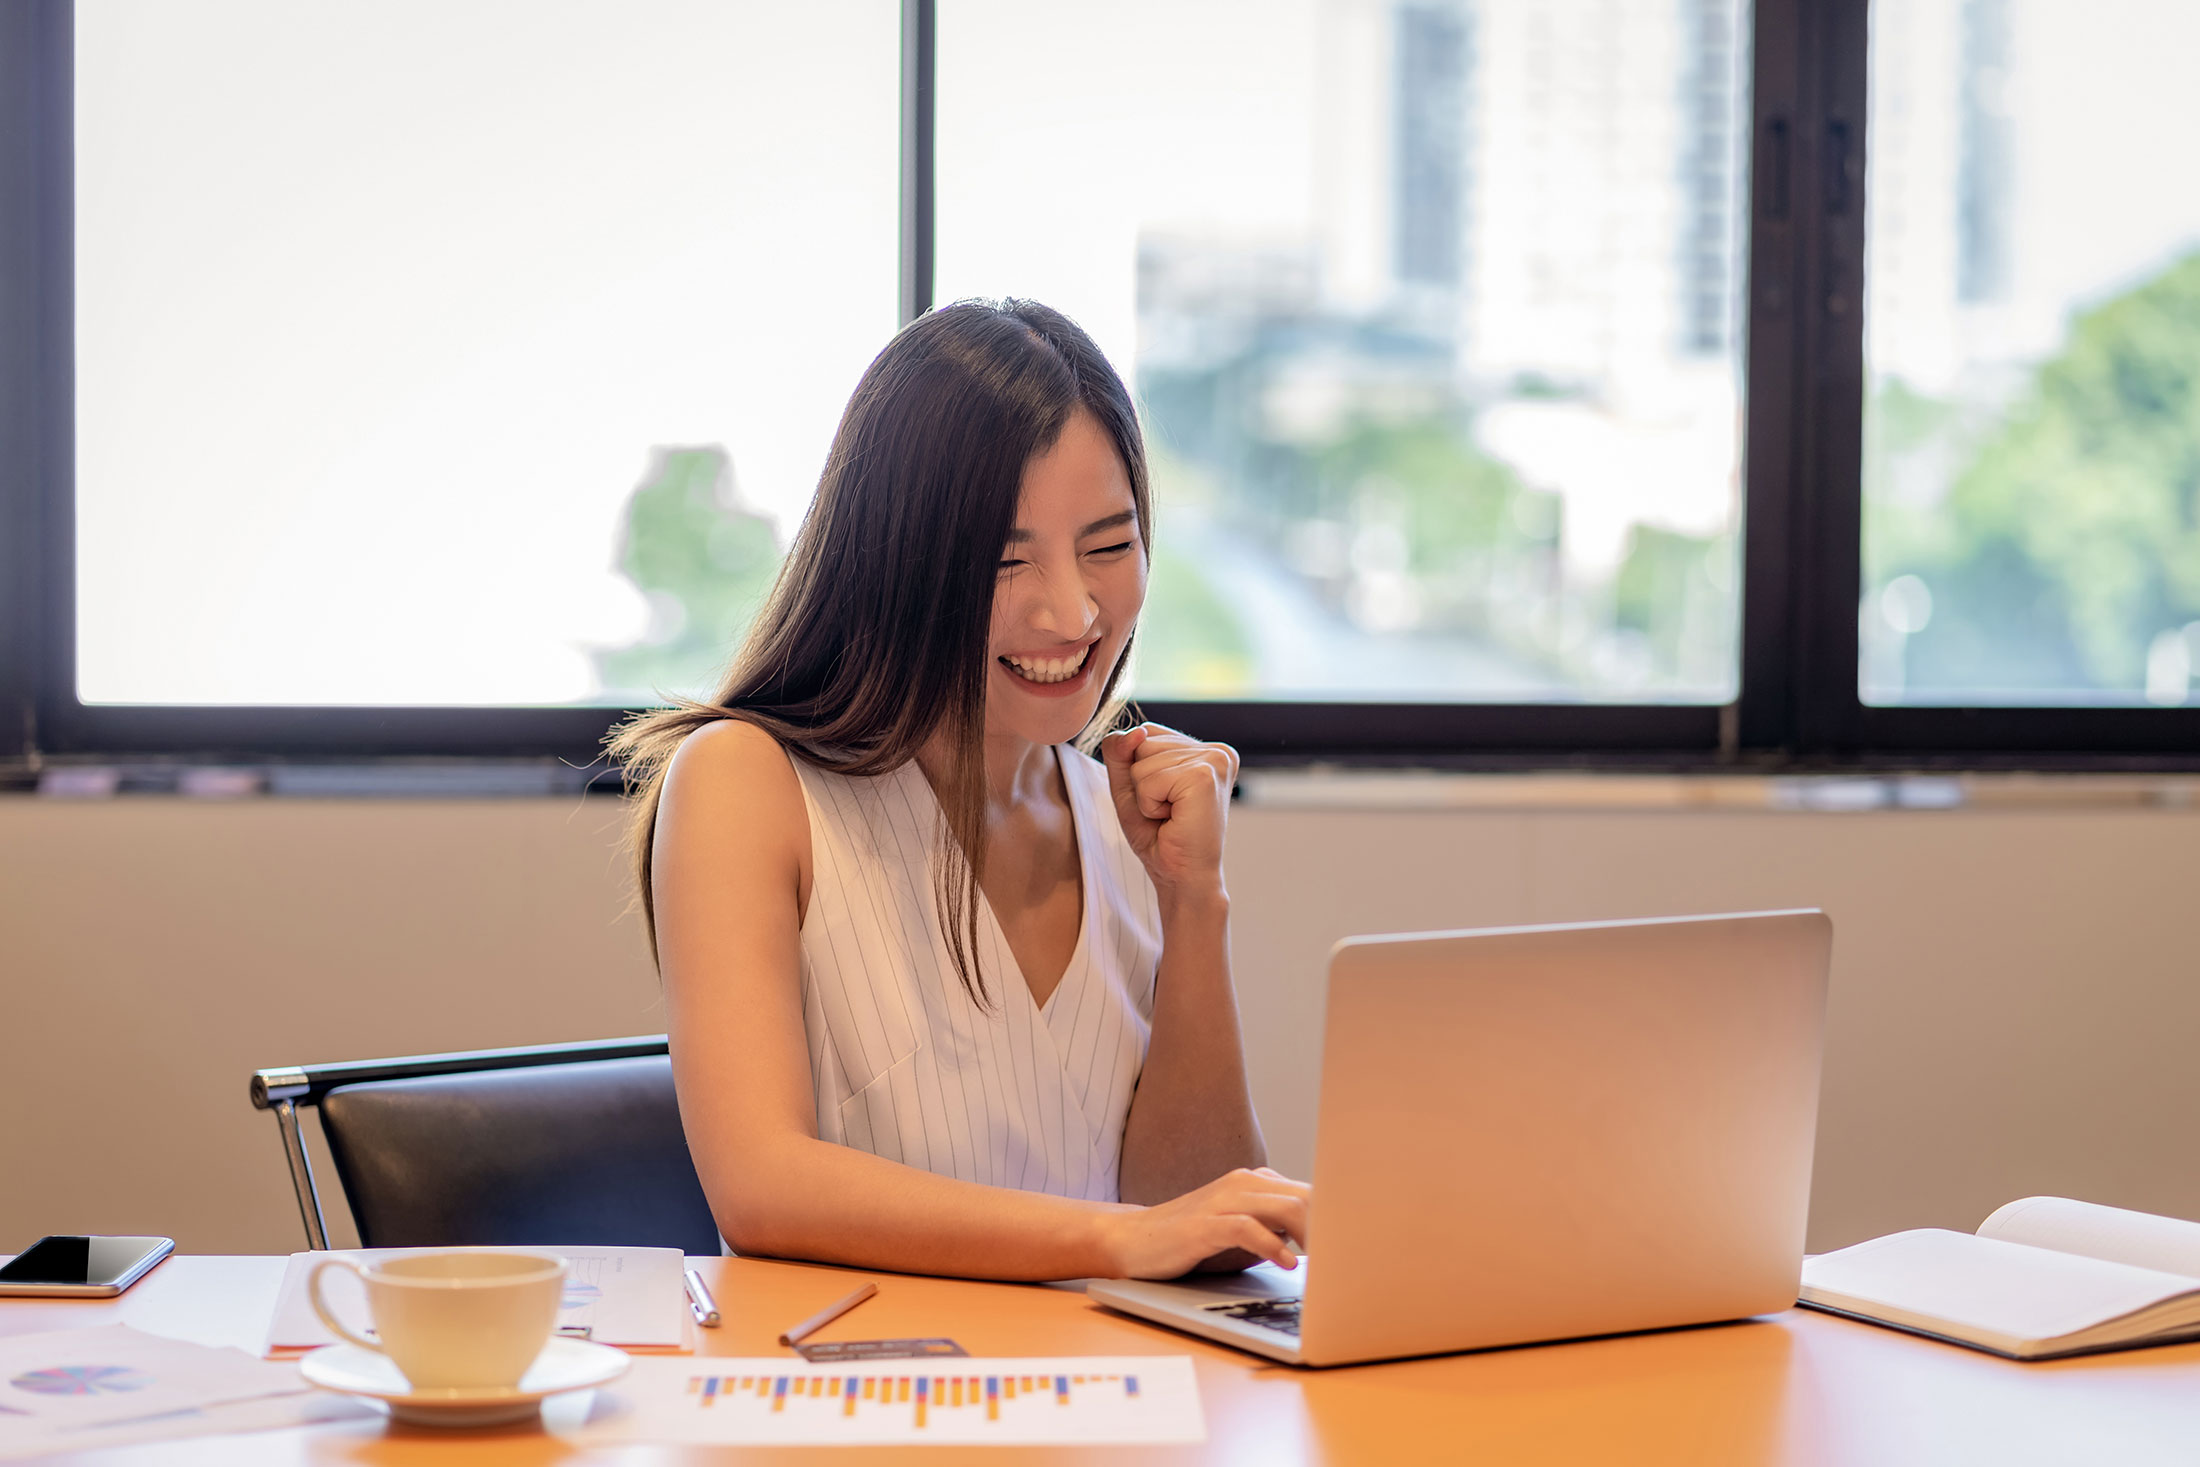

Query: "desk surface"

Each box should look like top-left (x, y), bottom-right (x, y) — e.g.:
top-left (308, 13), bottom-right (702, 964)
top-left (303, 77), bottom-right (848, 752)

top-left (6, 1254), bottom-right (2200, 1465)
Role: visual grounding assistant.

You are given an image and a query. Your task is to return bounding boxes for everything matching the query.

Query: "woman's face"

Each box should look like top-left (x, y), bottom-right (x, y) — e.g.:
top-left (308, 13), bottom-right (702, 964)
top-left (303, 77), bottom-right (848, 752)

top-left (985, 406), bottom-right (1148, 748)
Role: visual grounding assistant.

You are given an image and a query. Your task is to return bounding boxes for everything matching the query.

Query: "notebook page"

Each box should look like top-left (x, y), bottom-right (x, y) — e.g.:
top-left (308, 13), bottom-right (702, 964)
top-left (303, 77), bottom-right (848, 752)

top-left (1979, 1198), bottom-right (2200, 1282)
top-left (1800, 1229), bottom-right (2199, 1345)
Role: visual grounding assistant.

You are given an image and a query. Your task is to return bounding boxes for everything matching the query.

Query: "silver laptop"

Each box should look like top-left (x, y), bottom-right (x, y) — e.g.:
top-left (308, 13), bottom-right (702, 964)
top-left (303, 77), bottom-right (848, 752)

top-left (1089, 910), bottom-right (1831, 1366)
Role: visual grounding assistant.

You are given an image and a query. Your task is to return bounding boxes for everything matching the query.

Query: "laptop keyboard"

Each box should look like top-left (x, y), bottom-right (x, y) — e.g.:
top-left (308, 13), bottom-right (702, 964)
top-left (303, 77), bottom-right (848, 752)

top-left (1206, 1298), bottom-right (1302, 1336)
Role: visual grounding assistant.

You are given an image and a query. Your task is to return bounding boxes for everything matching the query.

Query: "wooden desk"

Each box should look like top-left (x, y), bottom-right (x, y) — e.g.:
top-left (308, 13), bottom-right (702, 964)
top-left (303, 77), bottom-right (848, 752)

top-left (7, 1254), bottom-right (2200, 1465)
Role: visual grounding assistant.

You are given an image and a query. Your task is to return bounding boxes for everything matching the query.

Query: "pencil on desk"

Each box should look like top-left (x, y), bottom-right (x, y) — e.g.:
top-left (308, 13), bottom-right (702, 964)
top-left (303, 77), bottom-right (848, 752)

top-left (779, 1281), bottom-right (878, 1346)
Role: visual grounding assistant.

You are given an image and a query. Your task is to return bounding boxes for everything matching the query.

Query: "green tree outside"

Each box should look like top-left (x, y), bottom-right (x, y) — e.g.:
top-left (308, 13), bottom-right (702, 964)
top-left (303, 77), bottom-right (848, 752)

top-left (1135, 537), bottom-right (1256, 695)
top-left (1871, 248), bottom-right (2200, 695)
top-left (1309, 415), bottom-right (1540, 586)
top-left (594, 446), bottom-right (781, 702)
top-left (1612, 523), bottom-right (1734, 689)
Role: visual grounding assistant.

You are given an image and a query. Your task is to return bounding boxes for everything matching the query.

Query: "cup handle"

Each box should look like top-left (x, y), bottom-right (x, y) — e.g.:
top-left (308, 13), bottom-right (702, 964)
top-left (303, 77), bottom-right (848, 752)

top-left (307, 1258), bottom-right (383, 1353)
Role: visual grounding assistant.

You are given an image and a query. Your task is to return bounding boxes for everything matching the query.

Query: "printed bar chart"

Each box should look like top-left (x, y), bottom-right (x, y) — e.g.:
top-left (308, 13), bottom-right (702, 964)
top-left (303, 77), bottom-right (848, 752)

top-left (571, 1355), bottom-right (1203, 1446)
top-left (688, 1368), bottom-right (1138, 1426)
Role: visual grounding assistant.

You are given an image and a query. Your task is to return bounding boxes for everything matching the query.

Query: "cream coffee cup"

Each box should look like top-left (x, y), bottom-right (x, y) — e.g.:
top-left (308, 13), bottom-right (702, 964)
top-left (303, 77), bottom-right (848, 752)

top-left (308, 1251), bottom-right (567, 1391)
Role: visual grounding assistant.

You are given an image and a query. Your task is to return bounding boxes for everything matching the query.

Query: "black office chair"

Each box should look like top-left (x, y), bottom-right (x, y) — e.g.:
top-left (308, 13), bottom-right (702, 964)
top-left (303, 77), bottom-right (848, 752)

top-left (248, 1035), bottom-right (722, 1256)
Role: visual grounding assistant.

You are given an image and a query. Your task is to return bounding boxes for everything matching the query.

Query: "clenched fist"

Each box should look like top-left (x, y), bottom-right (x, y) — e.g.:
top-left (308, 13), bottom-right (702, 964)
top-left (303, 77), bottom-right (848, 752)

top-left (1098, 723), bottom-right (1239, 900)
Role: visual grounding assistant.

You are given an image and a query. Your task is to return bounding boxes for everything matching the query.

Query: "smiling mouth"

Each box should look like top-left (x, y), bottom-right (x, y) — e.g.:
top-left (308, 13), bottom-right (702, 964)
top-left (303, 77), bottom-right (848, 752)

top-left (999, 644), bottom-right (1093, 685)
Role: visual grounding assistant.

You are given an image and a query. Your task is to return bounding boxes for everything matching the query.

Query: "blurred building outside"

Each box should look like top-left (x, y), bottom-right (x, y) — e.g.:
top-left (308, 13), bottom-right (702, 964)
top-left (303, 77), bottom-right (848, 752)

top-left (599, 0), bottom-right (1754, 706)
top-left (1127, 0), bottom-right (1749, 704)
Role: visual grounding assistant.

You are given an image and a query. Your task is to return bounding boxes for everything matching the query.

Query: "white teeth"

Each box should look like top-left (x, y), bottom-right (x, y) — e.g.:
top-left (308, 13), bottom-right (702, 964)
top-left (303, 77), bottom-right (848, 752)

top-left (1003, 645), bottom-right (1092, 684)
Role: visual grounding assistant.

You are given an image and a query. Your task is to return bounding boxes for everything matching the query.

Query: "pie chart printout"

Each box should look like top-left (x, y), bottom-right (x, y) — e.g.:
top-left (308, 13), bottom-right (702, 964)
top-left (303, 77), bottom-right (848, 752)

top-left (9, 1366), bottom-right (154, 1397)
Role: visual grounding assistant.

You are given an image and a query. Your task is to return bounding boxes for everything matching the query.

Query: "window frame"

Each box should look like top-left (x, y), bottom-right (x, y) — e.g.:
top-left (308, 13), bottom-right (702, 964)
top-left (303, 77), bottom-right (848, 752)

top-left (1782, 0), bottom-right (2200, 764)
top-left (7, 0), bottom-right (2196, 774)
top-left (0, 0), bottom-right (61, 769)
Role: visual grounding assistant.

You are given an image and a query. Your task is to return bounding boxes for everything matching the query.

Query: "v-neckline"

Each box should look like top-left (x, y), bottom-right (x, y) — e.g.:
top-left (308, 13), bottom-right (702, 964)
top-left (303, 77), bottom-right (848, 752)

top-left (913, 745), bottom-right (1091, 1017)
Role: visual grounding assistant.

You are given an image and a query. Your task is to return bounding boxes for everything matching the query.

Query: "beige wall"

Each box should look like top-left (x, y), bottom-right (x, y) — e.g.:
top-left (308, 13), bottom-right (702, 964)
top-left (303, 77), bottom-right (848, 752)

top-left (5, 790), bottom-right (2196, 1257)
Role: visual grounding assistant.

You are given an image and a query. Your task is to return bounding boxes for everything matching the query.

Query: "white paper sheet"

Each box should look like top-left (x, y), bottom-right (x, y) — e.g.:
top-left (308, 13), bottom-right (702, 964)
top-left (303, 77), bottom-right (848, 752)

top-left (562, 1355), bottom-right (1205, 1446)
top-left (0, 1325), bottom-right (319, 1461)
top-left (0, 1390), bottom-right (372, 1462)
top-left (1980, 1197), bottom-right (2200, 1281)
top-left (262, 1246), bottom-right (689, 1355)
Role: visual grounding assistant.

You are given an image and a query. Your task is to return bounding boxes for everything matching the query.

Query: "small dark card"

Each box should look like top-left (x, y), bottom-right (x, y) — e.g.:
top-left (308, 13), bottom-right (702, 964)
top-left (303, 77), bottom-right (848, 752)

top-left (794, 1337), bottom-right (969, 1363)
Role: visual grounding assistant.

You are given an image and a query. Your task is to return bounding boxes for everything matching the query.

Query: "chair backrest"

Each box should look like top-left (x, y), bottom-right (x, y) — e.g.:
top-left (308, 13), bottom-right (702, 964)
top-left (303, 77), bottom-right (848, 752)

top-left (314, 1054), bottom-right (722, 1256)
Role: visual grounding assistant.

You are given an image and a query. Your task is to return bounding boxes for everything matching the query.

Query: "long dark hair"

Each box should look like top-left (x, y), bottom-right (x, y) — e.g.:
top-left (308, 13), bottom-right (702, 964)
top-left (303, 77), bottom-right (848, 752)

top-left (607, 299), bottom-right (1152, 1003)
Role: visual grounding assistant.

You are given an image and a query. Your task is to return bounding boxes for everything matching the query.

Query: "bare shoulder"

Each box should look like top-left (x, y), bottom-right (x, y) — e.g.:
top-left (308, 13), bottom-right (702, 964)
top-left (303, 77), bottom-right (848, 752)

top-left (656, 719), bottom-right (811, 888)
top-left (664, 717), bottom-right (801, 807)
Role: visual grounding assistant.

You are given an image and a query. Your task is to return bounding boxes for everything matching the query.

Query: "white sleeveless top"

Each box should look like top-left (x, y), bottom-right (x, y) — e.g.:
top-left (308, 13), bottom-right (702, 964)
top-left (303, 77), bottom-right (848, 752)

top-left (786, 745), bottom-right (1162, 1203)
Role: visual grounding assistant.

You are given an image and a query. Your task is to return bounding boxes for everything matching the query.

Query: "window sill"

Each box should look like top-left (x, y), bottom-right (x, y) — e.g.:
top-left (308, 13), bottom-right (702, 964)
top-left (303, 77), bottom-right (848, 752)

top-left (1237, 769), bottom-right (2200, 814)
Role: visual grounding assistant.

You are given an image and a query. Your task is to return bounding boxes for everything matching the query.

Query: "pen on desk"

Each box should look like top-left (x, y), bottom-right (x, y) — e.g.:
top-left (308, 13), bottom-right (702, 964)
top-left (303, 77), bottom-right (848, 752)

top-left (778, 1281), bottom-right (878, 1347)
top-left (684, 1267), bottom-right (721, 1329)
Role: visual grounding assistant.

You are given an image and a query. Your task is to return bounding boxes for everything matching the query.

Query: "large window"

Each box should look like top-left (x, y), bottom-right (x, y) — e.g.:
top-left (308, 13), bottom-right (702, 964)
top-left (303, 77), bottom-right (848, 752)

top-left (1861, 0), bottom-right (2200, 708)
top-left (73, 0), bottom-right (897, 708)
top-left (938, 0), bottom-right (1750, 705)
top-left (7, 0), bottom-right (2199, 767)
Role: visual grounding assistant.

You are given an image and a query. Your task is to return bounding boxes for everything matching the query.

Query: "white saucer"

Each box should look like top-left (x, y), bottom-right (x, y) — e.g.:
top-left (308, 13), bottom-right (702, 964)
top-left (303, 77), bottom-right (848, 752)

top-left (299, 1337), bottom-right (631, 1427)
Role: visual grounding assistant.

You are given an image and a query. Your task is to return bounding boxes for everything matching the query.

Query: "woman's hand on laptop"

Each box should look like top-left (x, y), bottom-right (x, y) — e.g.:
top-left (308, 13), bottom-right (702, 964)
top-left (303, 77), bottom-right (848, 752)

top-left (1100, 1167), bottom-right (1309, 1279)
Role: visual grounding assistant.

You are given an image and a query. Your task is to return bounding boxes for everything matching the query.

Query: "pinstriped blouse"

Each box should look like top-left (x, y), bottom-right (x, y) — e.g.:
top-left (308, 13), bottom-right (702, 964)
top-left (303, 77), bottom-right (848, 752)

top-left (786, 744), bottom-right (1162, 1202)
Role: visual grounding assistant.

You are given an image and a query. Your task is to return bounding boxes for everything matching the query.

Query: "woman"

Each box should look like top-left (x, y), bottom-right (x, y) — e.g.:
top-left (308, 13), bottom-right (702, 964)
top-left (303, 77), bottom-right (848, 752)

top-left (610, 299), bottom-right (1308, 1281)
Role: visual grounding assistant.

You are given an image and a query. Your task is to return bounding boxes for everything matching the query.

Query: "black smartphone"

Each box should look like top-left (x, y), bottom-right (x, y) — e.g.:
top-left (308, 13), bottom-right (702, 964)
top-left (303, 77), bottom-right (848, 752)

top-left (0, 1236), bottom-right (174, 1297)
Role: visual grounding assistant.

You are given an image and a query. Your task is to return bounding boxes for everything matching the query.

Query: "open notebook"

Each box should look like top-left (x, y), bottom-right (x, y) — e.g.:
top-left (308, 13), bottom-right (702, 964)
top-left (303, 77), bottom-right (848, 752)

top-left (1800, 1197), bottom-right (2200, 1360)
